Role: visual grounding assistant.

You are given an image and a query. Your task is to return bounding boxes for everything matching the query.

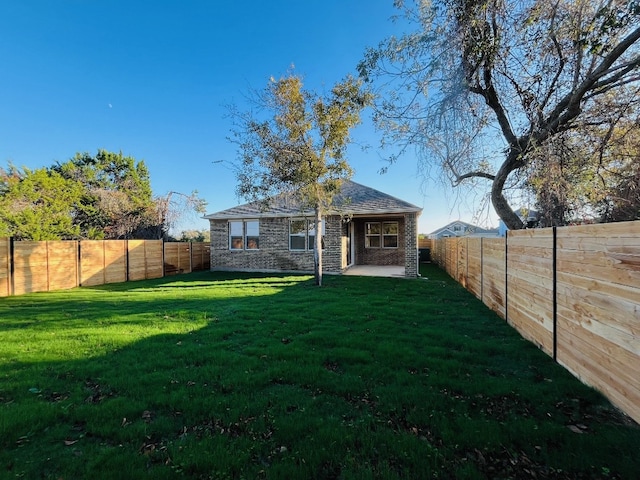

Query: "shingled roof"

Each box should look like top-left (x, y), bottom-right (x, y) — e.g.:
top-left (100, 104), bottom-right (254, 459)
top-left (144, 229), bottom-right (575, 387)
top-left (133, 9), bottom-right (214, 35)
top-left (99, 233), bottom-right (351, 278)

top-left (203, 180), bottom-right (422, 220)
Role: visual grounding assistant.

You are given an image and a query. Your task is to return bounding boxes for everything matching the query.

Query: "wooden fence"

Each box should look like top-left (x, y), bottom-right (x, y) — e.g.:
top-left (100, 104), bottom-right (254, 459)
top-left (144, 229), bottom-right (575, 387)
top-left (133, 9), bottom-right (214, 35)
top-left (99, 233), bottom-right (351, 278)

top-left (0, 239), bottom-right (211, 296)
top-left (418, 237), bottom-right (432, 249)
top-left (431, 221), bottom-right (640, 425)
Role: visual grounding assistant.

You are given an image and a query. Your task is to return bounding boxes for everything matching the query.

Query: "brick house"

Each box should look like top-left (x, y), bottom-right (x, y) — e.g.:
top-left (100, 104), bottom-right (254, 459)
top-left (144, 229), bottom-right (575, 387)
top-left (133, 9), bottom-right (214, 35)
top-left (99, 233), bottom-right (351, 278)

top-left (204, 180), bottom-right (422, 277)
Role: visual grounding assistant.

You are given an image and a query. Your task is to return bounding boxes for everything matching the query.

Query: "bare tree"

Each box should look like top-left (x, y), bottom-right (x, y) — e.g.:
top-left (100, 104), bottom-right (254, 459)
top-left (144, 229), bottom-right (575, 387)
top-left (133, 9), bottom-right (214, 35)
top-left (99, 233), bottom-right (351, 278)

top-left (153, 191), bottom-right (207, 240)
top-left (359, 0), bottom-right (640, 229)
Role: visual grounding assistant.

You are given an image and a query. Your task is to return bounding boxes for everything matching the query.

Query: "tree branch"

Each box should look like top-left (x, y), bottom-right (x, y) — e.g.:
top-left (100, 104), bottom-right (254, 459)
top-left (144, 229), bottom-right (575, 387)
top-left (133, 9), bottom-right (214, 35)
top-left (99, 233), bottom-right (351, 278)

top-left (544, 26), bottom-right (640, 134)
top-left (453, 171), bottom-right (496, 186)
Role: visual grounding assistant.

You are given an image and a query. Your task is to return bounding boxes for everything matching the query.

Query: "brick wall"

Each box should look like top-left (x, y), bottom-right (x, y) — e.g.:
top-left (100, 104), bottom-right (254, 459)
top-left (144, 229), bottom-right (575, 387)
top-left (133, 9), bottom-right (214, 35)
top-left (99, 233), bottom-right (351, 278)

top-left (353, 217), bottom-right (406, 266)
top-left (404, 213), bottom-right (419, 277)
top-left (209, 213), bottom-right (419, 277)
top-left (322, 216), bottom-right (343, 272)
top-left (209, 216), bottom-right (344, 274)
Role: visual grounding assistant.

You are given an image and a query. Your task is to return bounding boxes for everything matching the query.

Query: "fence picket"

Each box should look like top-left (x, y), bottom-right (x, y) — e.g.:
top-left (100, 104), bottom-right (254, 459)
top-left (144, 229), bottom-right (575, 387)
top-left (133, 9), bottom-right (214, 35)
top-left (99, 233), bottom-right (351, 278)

top-left (431, 221), bottom-right (640, 424)
top-left (0, 238), bottom-right (210, 296)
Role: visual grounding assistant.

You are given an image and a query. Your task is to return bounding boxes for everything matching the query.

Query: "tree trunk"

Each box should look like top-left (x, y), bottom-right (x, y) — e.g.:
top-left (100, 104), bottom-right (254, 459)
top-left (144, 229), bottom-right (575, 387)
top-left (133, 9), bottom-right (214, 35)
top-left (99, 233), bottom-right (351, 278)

top-left (491, 150), bottom-right (526, 230)
top-left (314, 206), bottom-right (323, 286)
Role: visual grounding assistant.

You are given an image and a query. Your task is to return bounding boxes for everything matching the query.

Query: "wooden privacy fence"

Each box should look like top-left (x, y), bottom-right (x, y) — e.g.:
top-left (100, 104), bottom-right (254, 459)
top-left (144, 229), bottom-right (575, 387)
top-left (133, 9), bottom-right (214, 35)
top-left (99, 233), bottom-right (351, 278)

top-left (0, 239), bottom-right (211, 296)
top-left (418, 237), bottom-right (432, 249)
top-left (431, 221), bottom-right (640, 425)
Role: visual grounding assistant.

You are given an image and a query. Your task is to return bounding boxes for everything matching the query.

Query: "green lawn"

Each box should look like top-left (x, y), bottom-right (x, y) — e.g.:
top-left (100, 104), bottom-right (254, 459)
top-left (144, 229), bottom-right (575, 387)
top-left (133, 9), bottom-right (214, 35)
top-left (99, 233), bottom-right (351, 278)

top-left (0, 264), bottom-right (638, 479)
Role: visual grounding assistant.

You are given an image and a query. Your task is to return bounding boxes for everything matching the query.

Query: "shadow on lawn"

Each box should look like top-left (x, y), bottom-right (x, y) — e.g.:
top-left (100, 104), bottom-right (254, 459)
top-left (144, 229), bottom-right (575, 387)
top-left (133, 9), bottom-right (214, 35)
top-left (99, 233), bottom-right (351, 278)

top-left (1, 273), bottom-right (316, 477)
top-left (1, 267), bottom-right (639, 479)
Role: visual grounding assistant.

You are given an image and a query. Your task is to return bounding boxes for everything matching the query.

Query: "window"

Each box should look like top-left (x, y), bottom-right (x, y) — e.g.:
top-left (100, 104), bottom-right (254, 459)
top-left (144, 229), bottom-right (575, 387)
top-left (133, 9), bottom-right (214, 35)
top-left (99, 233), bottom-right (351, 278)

top-left (289, 220), bottom-right (307, 250)
top-left (245, 221), bottom-right (259, 249)
top-left (365, 222), bottom-right (381, 248)
top-left (229, 220), bottom-right (259, 250)
top-left (290, 219), bottom-right (325, 251)
top-left (383, 222), bottom-right (399, 247)
top-left (229, 221), bottom-right (244, 250)
top-left (365, 221), bottom-right (398, 249)
top-left (308, 220), bottom-right (326, 250)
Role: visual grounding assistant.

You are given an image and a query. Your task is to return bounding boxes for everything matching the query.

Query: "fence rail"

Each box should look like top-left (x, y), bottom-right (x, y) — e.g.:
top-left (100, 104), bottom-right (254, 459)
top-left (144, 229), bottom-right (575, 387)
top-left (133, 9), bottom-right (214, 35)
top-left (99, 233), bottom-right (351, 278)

top-left (431, 221), bottom-right (640, 425)
top-left (0, 238), bottom-right (210, 296)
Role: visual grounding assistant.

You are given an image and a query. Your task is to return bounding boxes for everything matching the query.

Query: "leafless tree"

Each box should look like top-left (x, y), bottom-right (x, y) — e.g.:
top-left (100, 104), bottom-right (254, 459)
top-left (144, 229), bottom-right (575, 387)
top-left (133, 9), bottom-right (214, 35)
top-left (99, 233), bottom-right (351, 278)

top-left (360, 0), bottom-right (640, 228)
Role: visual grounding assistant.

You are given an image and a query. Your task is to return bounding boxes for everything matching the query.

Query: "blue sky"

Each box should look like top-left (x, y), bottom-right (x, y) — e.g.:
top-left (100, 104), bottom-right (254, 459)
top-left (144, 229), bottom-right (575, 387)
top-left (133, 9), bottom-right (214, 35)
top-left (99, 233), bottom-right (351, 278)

top-left (1, 1), bottom-right (497, 234)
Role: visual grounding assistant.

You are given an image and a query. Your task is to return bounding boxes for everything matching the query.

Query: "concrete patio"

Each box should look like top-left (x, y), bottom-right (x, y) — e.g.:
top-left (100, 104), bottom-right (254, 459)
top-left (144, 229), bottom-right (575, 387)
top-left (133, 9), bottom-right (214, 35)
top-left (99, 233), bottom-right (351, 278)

top-left (342, 265), bottom-right (406, 277)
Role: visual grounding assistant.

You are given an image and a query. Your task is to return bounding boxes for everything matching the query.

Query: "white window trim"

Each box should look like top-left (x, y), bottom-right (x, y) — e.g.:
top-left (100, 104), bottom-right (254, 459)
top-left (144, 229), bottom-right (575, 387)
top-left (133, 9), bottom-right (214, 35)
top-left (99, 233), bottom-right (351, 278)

top-left (229, 219), bottom-right (260, 251)
top-left (365, 221), bottom-right (399, 249)
top-left (289, 218), bottom-right (325, 251)
top-left (289, 219), bottom-right (308, 251)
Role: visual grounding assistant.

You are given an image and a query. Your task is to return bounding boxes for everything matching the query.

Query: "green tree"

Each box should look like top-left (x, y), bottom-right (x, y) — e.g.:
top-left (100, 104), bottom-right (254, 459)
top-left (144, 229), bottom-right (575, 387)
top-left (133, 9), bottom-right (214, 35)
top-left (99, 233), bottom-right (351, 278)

top-left (359, 0), bottom-right (640, 229)
top-left (54, 150), bottom-right (156, 239)
top-left (1, 150), bottom-right (205, 240)
top-left (0, 166), bottom-right (84, 240)
top-left (230, 72), bottom-right (372, 285)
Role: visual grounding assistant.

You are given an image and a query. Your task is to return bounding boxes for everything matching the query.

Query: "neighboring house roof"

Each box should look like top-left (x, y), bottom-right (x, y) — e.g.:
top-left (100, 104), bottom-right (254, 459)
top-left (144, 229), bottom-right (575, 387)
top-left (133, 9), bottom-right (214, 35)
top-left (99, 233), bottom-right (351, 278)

top-left (467, 228), bottom-right (500, 237)
top-left (428, 220), bottom-right (498, 238)
top-left (498, 208), bottom-right (541, 235)
top-left (431, 228), bottom-right (458, 238)
top-left (428, 220), bottom-right (474, 237)
top-left (203, 180), bottom-right (422, 220)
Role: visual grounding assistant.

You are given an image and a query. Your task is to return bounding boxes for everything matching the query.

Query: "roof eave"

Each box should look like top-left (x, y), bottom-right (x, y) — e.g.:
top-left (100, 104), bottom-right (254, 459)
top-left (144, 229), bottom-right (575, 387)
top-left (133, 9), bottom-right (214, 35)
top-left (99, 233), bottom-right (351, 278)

top-left (204, 207), bottom-right (422, 221)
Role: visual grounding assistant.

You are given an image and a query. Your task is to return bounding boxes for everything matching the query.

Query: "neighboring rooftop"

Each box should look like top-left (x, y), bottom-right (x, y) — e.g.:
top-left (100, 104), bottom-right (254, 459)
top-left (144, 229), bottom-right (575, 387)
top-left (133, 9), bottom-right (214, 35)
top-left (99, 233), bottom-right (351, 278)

top-left (428, 220), bottom-right (499, 238)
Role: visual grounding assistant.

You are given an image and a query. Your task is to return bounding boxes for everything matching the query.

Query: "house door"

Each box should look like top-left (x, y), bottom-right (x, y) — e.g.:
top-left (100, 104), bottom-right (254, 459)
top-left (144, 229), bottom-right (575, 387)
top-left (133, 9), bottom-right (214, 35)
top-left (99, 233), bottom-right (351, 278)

top-left (345, 222), bottom-right (354, 267)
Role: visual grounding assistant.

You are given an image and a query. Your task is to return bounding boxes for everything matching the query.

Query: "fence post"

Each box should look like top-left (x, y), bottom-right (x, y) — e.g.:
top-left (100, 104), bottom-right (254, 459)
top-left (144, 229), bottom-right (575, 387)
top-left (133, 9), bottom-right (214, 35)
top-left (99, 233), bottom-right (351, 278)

top-left (77, 241), bottom-right (82, 287)
top-left (143, 240), bottom-right (148, 279)
top-left (103, 240), bottom-right (108, 285)
top-left (9, 237), bottom-right (15, 296)
top-left (162, 240), bottom-right (166, 277)
top-left (466, 237), bottom-right (469, 288)
top-left (552, 226), bottom-right (558, 362)
top-left (480, 237), bottom-right (484, 304)
top-left (505, 232), bottom-right (509, 324)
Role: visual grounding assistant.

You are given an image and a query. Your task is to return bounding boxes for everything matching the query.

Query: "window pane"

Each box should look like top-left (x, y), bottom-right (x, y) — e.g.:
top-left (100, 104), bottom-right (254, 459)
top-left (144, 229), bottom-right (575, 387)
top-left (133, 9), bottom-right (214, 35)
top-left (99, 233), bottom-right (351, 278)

top-left (290, 236), bottom-right (306, 250)
top-left (230, 221), bottom-right (243, 250)
top-left (290, 220), bottom-right (307, 250)
top-left (231, 237), bottom-right (244, 249)
top-left (246, 236), bottom-right (259, 249)
top-left (229, 221), bottom-right (243, 236)
top-left (366, 222), bottom-right (381, 235)
top-left (246, 220), bottom-right (259, 236)
top-left (383, 222), bottom-right (398, 235)
top-left (366, 236), bottom-right (381, 248)
top-left (383, 235), bottom-right (398, 248)
top-left (290, 220), bottom-right (306, 235)
top-left (308, 220), bottom-right (325, 239)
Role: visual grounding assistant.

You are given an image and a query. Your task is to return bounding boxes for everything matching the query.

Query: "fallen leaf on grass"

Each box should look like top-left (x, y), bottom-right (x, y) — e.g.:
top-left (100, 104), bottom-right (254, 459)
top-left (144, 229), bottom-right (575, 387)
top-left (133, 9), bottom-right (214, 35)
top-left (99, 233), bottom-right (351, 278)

top-left (567, 425), bottom-right (585, 434)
